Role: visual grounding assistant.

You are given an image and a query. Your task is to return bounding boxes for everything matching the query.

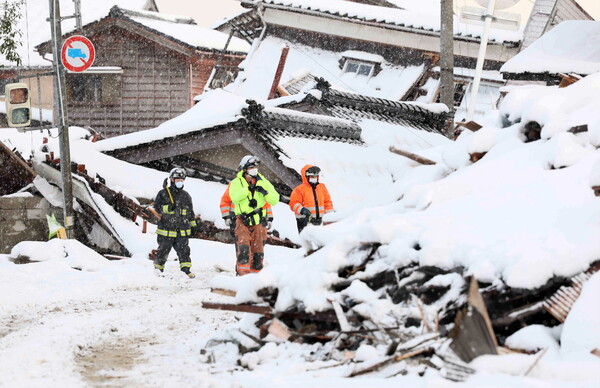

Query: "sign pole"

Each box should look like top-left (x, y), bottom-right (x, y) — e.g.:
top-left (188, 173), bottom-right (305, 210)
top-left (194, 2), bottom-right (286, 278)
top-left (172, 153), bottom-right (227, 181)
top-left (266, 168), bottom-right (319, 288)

top-left (49, 0), bottom-right (75, 238)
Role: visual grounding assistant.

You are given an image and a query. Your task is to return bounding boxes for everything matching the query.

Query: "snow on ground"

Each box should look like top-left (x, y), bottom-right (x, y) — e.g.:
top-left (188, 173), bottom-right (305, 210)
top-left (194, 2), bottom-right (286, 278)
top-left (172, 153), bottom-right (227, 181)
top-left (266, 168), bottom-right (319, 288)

top-left (1, 75), bottom-right (599, 387)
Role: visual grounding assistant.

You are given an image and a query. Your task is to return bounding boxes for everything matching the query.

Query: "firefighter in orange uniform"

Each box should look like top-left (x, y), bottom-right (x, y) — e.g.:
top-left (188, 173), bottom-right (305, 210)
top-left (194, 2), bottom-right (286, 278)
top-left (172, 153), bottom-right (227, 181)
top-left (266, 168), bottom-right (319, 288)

top-left (289, 165), bottom-right (334, 233)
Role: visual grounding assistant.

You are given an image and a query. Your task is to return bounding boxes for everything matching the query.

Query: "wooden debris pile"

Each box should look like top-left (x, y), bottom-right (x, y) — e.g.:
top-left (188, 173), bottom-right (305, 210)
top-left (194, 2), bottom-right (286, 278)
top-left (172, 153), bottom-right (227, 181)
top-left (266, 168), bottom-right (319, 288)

top-left (202, 242), bottom-right (600, 380)
top-left (38, 159), bottom-right (299, 251)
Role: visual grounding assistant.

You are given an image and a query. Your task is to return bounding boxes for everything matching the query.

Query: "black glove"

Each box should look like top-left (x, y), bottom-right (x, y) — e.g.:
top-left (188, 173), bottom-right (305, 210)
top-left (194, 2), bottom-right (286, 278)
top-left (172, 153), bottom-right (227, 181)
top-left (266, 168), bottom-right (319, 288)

top-left (255, 185), bottom-right (268, 196)
top-left (167, 203), bottom-right (175, 212)
top-left (249, 198), bottom-right (257, 208)
top-left (300, 207), bottom-right (311, 218)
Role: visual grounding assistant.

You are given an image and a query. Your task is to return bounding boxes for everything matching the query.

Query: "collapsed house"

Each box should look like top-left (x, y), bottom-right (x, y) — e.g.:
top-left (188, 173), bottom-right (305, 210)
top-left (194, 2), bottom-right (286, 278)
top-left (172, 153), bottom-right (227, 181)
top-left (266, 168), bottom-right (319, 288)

top-left (195, 70), bottom-right (600, 379)
top-left (96, 84), bottom-right (448, 201)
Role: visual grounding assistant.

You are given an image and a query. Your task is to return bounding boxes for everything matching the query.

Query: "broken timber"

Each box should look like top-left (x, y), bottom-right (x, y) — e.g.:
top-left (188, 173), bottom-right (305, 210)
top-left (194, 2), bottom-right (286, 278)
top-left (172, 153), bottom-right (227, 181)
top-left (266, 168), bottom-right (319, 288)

top-left (0, 140), bottom-right (36, 195)
top-left (201, 302), bottom-right (338, 322)
top-left (348, 347), bottom-right (433, 377)
top-left (450, 277), bottom-right (498, 363)
top-left (211, 288), bottom-right (237, 297)
top-left (389, 146), bottom-right (436, 165)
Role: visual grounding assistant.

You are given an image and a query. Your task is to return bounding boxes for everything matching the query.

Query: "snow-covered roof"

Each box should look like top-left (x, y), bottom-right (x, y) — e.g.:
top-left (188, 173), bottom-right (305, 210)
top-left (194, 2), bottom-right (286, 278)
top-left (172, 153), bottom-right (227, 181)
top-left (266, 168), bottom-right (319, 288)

top-left (232, 36), bottom-right (424, 101)
top-left (94, 90), bottom-right (248, 153)
top-left (501, 21), bottom-right (600, 76)
top-left (1, 0), bottom-right (154, 67)
top-left (106, 8), bottom-right (250, 53)
top-left (240, 0), bottom-right (524, 44)
top-left (280, 83), bottom-right (448, 133)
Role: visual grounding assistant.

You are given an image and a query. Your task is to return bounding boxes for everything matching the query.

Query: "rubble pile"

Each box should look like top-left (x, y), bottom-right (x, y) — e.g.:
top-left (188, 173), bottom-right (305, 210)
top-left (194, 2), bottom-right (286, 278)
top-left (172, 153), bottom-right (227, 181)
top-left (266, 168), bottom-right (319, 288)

top-left (202, 242), bottom-right (600, 379)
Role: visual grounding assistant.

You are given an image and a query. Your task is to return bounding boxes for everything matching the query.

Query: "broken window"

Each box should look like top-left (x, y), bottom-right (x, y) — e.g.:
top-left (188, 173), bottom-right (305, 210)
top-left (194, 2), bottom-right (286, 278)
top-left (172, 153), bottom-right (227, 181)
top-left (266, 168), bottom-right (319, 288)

top-left (452, 82), bottom-right (468, 109)
top-left (207, 65), bottom-right (239, 90)
top-left (435, 81), bottom-right (470, 109)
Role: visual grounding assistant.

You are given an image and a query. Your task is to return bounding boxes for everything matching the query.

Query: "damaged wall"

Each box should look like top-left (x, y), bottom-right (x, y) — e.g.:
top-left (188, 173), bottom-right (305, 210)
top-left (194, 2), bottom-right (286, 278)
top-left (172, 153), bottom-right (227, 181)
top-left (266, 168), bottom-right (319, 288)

top-left (0, 195), bottom-right (61, 254)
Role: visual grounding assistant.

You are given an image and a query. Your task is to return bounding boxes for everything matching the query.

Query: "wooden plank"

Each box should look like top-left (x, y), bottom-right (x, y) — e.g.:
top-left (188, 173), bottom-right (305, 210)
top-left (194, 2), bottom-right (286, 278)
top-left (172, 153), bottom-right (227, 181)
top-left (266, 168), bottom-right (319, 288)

top-left (331, 300), bottom-right (351, 332)
top-left (202, 302), bottom-right (274, 316)
top-left (348, 347), bottom-right (431, 377)
top-left (202, 301), bottom-right (338, 322)
top-left (211, 288), bottom-right (237, 297)
top-left (467, 276), bottom-right (498, 347)
top-left (268, 318), bottom-right (292, 340)
top-left (389, 146), bottom-right (436, 165)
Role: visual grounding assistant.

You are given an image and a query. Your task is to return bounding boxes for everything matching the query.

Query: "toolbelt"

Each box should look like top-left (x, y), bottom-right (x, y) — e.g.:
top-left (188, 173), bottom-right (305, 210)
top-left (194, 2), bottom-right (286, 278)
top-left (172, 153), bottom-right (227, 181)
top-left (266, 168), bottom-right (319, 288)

top-left (240, 208), bottom-right (265, 227)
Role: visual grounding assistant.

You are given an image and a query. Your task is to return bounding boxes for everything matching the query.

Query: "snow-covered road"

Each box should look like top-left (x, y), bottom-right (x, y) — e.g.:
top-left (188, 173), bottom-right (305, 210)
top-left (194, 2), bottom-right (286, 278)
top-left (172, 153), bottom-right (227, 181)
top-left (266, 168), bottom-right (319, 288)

top-left (0, 264), bottom-right (239, 387)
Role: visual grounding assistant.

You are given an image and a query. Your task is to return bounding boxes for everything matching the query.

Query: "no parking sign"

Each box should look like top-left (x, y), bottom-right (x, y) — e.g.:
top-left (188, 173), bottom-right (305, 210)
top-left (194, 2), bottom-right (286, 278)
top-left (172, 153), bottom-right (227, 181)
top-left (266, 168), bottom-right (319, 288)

top-left (61, 35), bottom-right (95, 72)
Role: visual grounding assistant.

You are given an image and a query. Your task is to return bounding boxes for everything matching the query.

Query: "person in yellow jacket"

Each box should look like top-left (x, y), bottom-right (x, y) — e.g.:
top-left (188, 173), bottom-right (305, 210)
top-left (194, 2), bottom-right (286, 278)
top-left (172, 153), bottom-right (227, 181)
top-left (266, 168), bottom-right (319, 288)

top-left (229, 155), bottom-right (279, 275)
top-left (289, 165), bottom-right (334, 233)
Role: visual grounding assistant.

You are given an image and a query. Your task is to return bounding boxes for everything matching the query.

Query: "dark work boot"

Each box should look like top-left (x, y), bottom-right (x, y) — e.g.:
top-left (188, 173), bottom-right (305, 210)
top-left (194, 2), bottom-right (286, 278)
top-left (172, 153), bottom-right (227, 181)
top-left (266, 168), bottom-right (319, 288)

top-left (236, 245), bottom-right (251, 276)
top-left (250, 252), bottom-right (264, 273)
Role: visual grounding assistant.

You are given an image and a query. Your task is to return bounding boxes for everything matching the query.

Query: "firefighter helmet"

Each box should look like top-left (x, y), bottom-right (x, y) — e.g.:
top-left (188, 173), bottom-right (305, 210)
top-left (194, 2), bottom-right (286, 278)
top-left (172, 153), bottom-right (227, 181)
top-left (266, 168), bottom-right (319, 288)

top-left (169, 167), bottom-right (186, 180)
top-left (239, 155), bottom-right (260, 170)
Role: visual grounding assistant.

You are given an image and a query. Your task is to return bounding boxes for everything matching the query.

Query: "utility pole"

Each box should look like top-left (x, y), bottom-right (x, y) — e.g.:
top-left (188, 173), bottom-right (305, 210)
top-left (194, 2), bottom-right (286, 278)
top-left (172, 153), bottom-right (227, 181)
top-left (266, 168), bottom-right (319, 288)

top-left (440, 0), bottom-right (455, 134)
top-left (73, 0), bottom-right (82, 32)
top-left (49, 0), bottom-right (75, 238)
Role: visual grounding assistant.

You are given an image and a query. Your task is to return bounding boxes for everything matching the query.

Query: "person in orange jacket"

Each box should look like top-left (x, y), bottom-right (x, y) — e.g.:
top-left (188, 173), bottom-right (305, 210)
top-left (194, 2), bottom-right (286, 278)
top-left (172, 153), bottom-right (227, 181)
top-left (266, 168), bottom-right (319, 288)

top-left (220, 179), bottom-right (274, 275)
top-left (289, 165), bottom-right (334, 233)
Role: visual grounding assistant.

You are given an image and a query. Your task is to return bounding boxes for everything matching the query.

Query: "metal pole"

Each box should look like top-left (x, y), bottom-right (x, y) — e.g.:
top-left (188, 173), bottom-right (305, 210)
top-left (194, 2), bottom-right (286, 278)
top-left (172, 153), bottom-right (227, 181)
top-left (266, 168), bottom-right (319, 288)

top-left (467, 0), bottom-right (496, 122)
top-left (36, 75), bottom-right (43, 125)
top-left (73, 0), bottom-right (82, 32)
top-left (49, 0), bottom-right (75, 238)
top-left (440, 0), bottom-right (455, 134)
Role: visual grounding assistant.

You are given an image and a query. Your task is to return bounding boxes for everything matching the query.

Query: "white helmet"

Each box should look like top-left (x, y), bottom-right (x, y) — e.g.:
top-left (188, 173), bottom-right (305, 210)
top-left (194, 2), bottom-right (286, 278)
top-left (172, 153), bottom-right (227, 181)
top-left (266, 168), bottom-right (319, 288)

top-left (239, 155), bottom-right (260, 170)
top-left (169, 167), bottom-right (186, 180)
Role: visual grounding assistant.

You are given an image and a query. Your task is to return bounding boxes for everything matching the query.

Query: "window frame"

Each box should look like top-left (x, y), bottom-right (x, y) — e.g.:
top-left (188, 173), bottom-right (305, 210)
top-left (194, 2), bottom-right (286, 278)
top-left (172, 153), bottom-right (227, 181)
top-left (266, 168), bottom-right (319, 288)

top-left (342, 59), bottom-right (375, 77)
top-left (66, 71), bottom-right (121, 106)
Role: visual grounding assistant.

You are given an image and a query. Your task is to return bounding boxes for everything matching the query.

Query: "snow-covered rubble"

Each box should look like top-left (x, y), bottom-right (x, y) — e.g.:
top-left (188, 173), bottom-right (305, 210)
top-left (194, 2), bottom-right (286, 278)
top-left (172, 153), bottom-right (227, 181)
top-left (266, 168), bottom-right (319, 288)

top-left (201, 73), bottom-right (600, 383)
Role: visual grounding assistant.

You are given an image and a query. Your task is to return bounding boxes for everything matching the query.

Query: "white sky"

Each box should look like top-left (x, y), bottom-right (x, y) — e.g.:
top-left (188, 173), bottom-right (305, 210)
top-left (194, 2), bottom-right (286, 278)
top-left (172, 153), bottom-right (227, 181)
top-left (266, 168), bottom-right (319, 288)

top-left (156, 0), bottom-right (600, 27)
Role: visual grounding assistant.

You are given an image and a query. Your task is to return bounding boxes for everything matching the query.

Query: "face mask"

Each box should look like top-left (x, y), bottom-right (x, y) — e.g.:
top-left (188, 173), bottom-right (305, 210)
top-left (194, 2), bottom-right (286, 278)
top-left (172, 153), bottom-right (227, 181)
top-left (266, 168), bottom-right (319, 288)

top-left (247, 168), bottom-right (258, 177)
top-left (309, 177), bottom-right (318, 184)
top-left (174, 181), bottom-right (184, 189)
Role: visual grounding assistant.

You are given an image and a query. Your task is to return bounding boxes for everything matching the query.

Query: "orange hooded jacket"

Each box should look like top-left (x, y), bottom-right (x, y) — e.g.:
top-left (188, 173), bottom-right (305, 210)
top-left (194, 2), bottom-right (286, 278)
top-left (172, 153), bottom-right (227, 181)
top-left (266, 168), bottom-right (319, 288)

top-left (289, 165), bottom-right (334, 220)
top-left (220, 182), bottom-right (273, 220)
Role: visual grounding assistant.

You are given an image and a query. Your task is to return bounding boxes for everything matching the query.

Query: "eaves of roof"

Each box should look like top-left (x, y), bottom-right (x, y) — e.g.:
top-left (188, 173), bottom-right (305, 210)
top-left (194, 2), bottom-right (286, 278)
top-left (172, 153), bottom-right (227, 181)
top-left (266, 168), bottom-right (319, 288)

top-left (241, 0), bottom-right (519, 47)
top-left (501, 71), bottom-right (566, 82)
top-left (279, 86), bottom-right (447, 134)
